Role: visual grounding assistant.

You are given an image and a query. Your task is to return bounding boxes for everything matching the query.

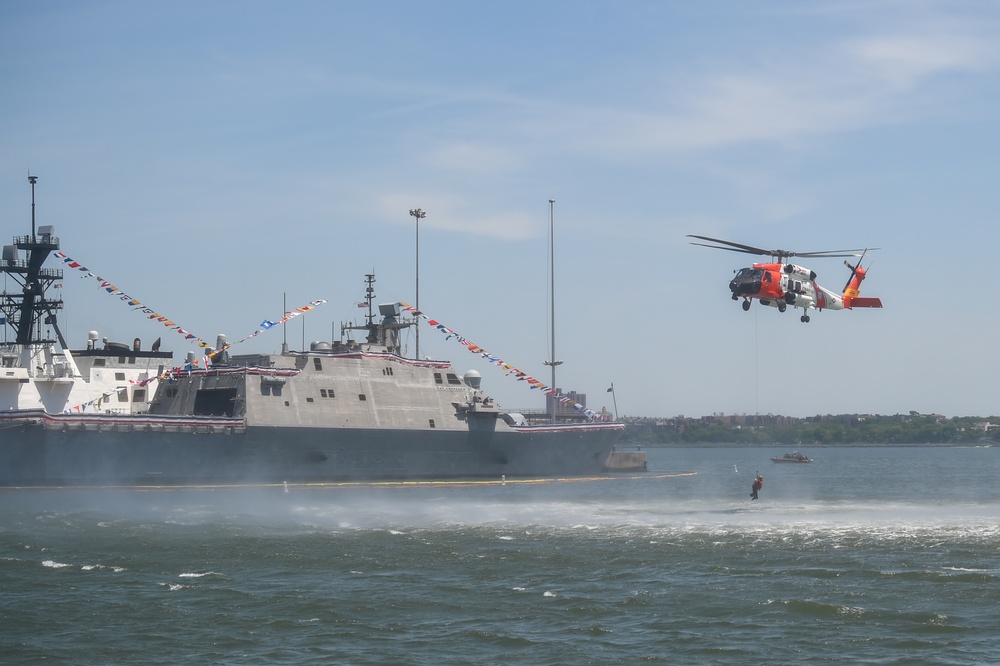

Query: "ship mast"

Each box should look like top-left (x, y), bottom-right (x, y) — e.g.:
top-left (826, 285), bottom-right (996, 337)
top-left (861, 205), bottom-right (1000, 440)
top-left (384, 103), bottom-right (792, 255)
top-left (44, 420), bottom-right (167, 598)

top-left (1, 175), bottom-right (67, 347)
top-left (340, 273), bottom-right (412, 353)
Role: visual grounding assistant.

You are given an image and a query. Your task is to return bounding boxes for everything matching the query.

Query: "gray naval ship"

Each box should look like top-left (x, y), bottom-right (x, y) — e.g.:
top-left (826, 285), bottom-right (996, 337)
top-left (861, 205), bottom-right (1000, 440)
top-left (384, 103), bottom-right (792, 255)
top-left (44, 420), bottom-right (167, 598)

top-left (1, 180), bottom-right (624, 486)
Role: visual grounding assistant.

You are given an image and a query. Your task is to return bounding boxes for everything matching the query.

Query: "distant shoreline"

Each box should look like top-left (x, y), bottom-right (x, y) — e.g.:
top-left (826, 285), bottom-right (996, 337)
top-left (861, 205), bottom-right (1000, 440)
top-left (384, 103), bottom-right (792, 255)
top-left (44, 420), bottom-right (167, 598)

top-left (617, 414), bottom-right (998, 447)
top-left (628, 442), bottom-right (992, 449)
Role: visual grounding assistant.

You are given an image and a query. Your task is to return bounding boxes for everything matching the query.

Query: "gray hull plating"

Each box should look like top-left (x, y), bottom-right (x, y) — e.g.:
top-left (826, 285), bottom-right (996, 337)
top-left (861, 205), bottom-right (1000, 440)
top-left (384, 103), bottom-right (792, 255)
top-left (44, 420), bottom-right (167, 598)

top-left (1, 415), bottom-right (623, 485)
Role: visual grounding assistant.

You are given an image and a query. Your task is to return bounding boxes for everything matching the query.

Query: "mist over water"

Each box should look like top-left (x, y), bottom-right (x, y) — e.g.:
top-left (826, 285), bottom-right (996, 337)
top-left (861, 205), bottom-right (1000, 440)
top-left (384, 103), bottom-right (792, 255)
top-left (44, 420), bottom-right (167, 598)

top-left (3, 446), bottom-right (999, 665)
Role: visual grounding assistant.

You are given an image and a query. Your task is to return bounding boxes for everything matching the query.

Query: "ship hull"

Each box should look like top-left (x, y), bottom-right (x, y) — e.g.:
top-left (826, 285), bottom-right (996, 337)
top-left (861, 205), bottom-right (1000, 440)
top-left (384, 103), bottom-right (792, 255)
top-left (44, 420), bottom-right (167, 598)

top-left (0, 412), bottom-right (623, 486)
top-left (4, 191), bottom-right (626, 489)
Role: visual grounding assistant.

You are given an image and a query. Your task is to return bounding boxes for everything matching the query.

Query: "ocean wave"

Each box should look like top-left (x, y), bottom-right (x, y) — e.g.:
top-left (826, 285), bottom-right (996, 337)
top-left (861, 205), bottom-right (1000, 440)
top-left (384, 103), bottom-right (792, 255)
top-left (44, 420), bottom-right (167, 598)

top-left (41, 559), bottom-right (72, 569)
top-left (80, 564), bottom-right (126, 572)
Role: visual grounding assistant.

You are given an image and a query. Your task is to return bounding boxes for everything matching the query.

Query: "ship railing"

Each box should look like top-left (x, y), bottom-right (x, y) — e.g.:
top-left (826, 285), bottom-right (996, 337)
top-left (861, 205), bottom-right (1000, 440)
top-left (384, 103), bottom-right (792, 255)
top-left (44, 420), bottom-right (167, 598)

top-left (0, 258), bottom-right (63, 281)
top-left (36, 414), bottom-right (247, 435)
top-left (1, 344), bottom-right (24, 361)
top-left (13, 233), bottom-right (61, 249)
top-left (0, 347), bottom-right (71, 379)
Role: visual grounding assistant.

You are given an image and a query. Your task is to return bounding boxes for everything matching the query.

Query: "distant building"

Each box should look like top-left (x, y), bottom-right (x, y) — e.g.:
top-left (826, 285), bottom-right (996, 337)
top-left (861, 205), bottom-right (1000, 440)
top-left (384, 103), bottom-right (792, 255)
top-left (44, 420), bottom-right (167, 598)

top-left (546, 389), bottom-right (587, 421)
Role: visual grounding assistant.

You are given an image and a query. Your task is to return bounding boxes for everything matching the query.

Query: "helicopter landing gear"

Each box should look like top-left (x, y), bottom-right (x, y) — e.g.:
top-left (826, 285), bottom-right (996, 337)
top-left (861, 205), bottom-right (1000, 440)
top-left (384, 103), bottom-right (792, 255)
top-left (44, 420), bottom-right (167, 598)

top-left (778, 302), bottom-right (786, 313)
top-left (800, 314), bottom-right (810, 323)
top-left (741, 299), bottom-right (751, 311)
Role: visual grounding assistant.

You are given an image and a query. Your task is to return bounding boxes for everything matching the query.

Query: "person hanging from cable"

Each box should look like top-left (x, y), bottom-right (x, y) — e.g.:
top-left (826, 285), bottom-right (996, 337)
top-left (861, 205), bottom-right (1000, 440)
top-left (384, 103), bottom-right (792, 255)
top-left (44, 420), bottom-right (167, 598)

top-left (751, 472), bottom-right (764, 500)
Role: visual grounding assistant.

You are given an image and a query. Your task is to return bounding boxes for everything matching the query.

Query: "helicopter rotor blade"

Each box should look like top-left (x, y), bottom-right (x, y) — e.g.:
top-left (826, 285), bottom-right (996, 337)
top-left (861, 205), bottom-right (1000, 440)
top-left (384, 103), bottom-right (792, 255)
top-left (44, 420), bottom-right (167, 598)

top-left (688, 241), bottom-right (766, 256)
top-left (689, 234), bottom-right (879, 262)
top-left (686, 235), bottom-right (773, 256)
top-left (796, 248), bottom-right (879, 258)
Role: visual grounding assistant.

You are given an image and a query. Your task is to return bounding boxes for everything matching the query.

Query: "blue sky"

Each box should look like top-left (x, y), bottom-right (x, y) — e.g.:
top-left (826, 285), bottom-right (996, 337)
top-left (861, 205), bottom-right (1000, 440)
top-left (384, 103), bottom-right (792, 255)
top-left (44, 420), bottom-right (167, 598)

top-left (2, 1), bottom-right (999, 419)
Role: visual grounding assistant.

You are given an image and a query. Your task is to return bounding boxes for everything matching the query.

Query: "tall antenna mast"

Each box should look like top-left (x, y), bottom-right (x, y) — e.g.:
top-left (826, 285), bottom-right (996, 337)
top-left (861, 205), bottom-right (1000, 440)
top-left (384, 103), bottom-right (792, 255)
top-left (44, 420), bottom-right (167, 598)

top-left (29, 173), bottom-right (38, 237)
top-left (409, 208), bottom-right (426, 359)
top-left (543, 199), bottom-right (562, 423)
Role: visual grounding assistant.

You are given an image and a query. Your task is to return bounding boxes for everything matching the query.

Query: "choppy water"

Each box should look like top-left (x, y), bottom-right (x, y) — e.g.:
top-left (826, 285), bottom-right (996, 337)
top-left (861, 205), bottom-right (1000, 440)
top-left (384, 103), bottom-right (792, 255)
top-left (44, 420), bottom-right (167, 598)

top-left (2, 446), bottom-right (999, 665)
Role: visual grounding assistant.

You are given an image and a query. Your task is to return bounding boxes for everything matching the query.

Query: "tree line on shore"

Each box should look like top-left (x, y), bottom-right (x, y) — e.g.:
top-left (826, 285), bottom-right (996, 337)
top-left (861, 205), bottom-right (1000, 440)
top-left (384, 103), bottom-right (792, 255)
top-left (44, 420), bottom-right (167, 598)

top-left (621, 414), bottom-right (1000, 445)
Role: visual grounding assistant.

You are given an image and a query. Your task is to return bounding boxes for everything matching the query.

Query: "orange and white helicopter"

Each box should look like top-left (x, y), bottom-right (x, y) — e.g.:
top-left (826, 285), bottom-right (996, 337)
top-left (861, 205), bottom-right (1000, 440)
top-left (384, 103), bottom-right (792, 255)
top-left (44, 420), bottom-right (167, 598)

top-left (688, 235), bottom-right (883, 323)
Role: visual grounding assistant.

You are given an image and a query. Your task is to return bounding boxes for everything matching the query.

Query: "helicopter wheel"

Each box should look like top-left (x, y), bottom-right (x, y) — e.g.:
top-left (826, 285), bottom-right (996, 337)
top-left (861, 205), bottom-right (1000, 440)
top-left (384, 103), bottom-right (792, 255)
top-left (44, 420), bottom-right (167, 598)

top-left (742, 299), bottom-right (751, 311)
top-left (800, 314), bottom-right (810, 323)
top-left (778, 303), bottom-right (786, 313)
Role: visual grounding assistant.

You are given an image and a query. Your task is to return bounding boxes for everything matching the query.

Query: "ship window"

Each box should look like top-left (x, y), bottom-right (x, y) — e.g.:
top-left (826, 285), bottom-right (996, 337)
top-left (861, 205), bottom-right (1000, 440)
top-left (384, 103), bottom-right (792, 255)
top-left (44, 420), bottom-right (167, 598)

top-left (313, 358), bottom-right (323, 371)
top-left (93, 358), bottom-right (106, 367)
top-left (306, 397), bottom-right (314, 403)
top-left (118, 356), bottom-right (126, 364)
top-left (429, 419), bottom-right (436, 428)
top-left (320, 388), bottom-right (335, 398)
top-left (132, 389), bottom-right (146, 402)
top-left (117, 388), bottom-right (128, 403)
top-left (434, 372), bottom-right (443, 385)
top-left (446, 373), bottom-right (461, 385)
top-left (383, 367), bottom-right (394, 376)
top-left (358, 394), bottom-right (367, 401)
top-left (115, 372), bottom-right (126, 381)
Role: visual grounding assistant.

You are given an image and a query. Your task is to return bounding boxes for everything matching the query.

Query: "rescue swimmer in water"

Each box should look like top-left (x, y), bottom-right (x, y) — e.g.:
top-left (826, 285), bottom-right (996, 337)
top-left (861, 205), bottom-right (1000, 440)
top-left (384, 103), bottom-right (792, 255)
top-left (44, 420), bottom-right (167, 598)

top-left (751, 472), bottom-right (764, 500)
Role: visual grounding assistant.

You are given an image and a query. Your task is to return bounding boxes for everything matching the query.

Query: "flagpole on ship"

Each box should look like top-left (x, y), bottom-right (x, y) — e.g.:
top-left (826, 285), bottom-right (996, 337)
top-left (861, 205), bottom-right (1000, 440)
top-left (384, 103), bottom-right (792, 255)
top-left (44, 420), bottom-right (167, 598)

top-left (281, 292), bottom-right (288, 354)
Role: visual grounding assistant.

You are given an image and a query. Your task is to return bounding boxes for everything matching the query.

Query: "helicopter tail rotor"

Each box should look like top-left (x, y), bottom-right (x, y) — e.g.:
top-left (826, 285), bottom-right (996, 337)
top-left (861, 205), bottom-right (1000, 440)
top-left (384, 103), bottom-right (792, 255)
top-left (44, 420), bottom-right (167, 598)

top-left (842, 259), bottom-right (861, 293)
top-left (842, 250), bottom-right (882, 309)
top-left (842, 249), bottom-right (870, 293)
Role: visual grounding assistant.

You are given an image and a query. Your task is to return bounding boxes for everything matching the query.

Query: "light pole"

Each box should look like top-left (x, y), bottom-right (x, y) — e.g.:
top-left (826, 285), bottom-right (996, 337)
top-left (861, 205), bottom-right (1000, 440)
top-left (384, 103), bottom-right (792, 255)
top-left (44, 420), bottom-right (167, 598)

top-left (409, 208), bottom-right (426, 359)
top-left (543, 199), bottom-right (562, 423)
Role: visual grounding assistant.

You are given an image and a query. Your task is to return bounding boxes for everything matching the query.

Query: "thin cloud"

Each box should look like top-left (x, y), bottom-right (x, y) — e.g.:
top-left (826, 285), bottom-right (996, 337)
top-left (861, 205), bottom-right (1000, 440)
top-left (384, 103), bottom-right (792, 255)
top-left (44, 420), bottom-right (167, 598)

top-left (504, 19), bottom-right (1000, 156)
top-left (423, 142), bottom-right (525, 174)
top-left (843, 21), bottom-right (1000, 90)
